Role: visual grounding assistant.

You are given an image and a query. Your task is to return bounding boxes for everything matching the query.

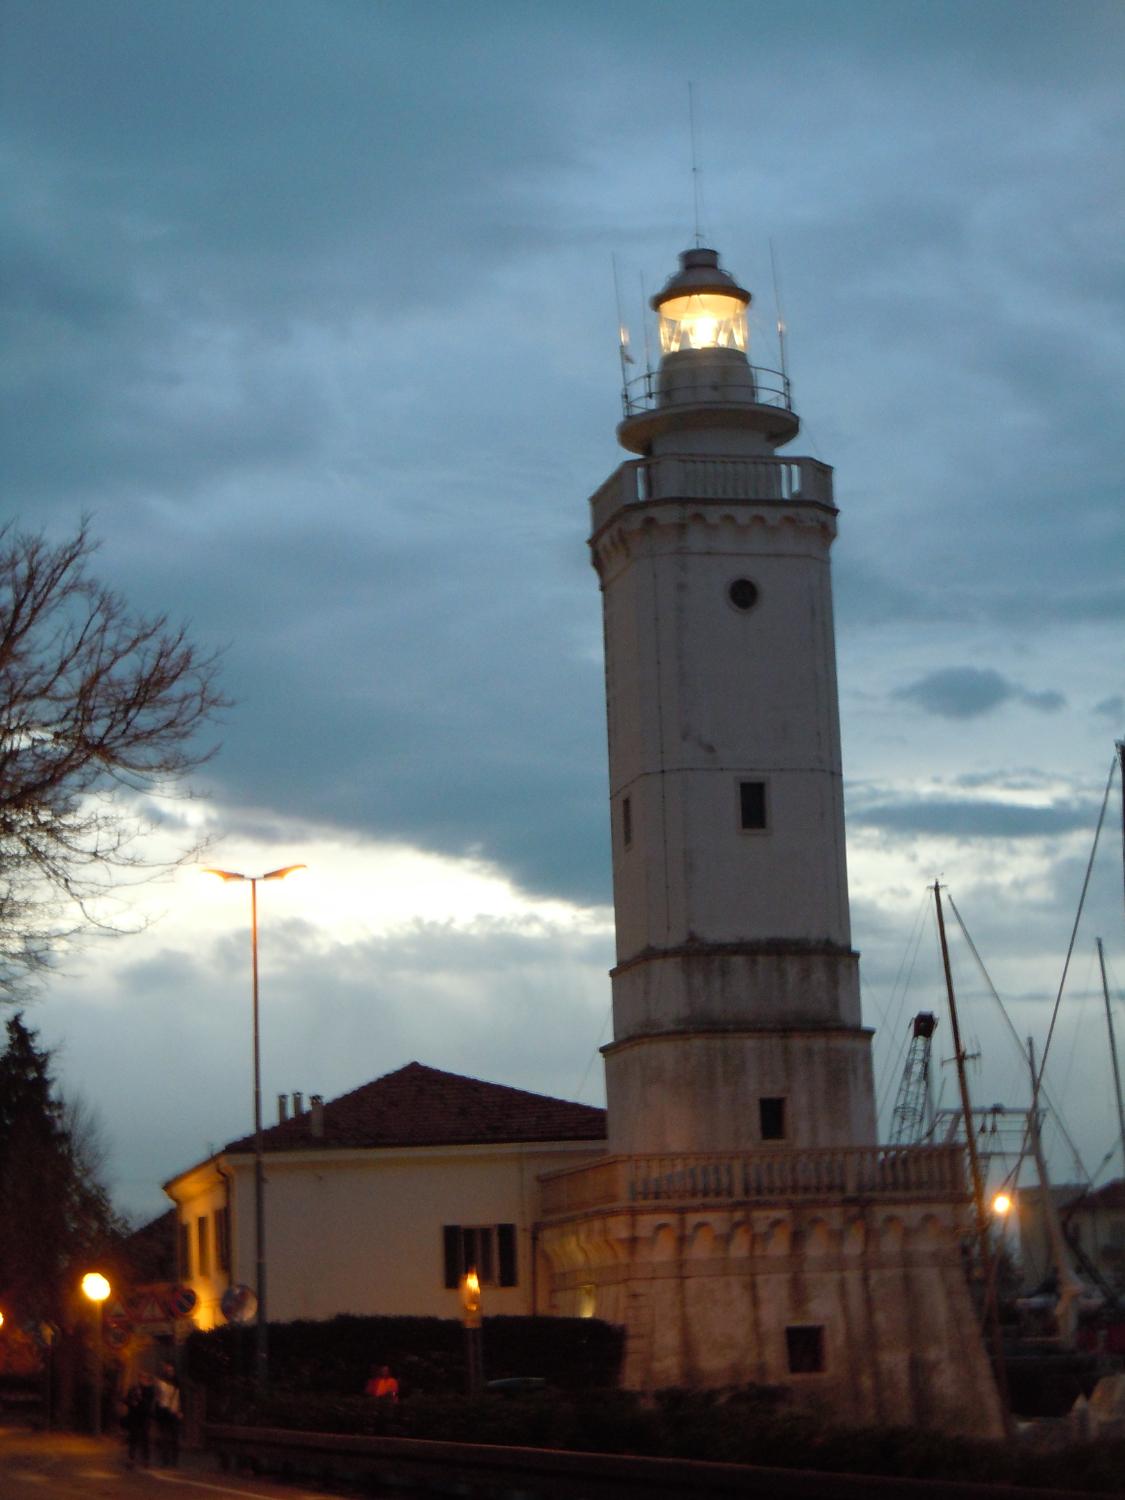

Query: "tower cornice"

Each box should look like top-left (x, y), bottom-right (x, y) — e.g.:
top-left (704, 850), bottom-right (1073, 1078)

top-left (590, 498), bottom-right (838, 583)
top-left (609, 938), bottom-right (858, 979)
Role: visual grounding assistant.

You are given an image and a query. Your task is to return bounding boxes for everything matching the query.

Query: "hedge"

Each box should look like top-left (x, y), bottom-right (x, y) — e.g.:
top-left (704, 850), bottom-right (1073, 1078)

top-left (183, 1313), bottom-right (623, 1403)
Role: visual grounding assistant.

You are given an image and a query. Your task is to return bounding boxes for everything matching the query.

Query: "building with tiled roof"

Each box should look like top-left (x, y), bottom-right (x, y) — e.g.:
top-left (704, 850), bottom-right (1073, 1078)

top-left (225, 1062), bottom-right (607, 1154)
top-left (164, 1063), bottom-right (606, 1329)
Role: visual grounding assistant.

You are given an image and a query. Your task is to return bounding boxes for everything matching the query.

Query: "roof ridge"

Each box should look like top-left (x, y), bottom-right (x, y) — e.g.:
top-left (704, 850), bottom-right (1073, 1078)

top-left (222, 1061), bottom-right (606, 1155)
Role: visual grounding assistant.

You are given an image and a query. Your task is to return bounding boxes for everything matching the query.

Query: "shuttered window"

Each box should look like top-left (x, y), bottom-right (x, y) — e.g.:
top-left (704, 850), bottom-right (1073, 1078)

top-left (215, 1206), bottom-right (231, 1273)
top-left (443, 1223), bottom-right (518, 1288)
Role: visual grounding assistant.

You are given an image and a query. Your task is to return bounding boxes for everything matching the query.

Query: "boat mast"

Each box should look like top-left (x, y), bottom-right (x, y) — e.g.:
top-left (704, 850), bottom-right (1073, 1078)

top-left (1026, 1036), bottom-right (1086, 1341)
top-left (1097, 937), bottom-right (1125, 1176)
top-left (933, 881), bottom-right (1012, 1432)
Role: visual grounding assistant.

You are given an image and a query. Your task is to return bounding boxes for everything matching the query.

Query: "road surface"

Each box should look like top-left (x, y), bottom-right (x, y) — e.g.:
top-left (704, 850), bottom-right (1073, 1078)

top-left (0, 1428), bottom-right (349, 1500)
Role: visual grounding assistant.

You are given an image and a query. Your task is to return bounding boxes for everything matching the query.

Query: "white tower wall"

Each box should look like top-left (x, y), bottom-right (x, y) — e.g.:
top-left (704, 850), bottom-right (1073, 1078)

top-left (589, 252), bottom-right (876, 1157)
top-left (538, 246), bottom-right (1002, 1436)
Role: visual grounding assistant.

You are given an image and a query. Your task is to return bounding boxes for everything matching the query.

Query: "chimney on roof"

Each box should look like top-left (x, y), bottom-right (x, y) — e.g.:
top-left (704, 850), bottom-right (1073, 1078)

top-left (310, 1094), bottom-right (324, 1138)
top-left (292, 1091), bottom-right (303, 1116)
top-left (278, 1093), bottom-right (289, 1124)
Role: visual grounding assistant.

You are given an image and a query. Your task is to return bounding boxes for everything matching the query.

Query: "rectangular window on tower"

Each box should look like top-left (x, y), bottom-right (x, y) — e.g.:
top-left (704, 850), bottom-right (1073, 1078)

top-left (759, 1096), bottom-right (787, 1141)
top-left (739, 780), bottom-right (767, 831)
top-left (196, 1215), bottom-right (210, 1278)
top-left (786, 1324), bottom-right (826, 1373)
top-left (622, 795), bottom-right (633, 848)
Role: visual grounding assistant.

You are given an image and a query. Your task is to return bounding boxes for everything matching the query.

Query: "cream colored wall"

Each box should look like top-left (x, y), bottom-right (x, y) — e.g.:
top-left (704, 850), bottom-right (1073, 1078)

top-left (164, 1160), bottom-right (230, 1332)
top-left (168, 1141), bottom-right (603, 1332)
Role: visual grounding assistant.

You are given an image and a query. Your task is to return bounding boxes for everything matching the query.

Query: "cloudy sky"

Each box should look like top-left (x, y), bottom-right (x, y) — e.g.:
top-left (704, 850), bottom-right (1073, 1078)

top-left (3, 0), bottom-right (1123, 1229)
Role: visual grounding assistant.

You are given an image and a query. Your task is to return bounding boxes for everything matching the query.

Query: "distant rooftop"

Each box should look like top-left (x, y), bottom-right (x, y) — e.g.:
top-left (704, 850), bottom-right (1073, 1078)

top-left (225, 1062), bottom-right (607, 1154)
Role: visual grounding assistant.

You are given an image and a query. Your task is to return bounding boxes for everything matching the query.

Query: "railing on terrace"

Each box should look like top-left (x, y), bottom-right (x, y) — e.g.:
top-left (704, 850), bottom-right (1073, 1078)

top-left (539, 1145), bottom-right (968, 1219)
top-left (589, 454), bottom-right (834, 528)
top-left (622, 363), bottom-right (792, 417)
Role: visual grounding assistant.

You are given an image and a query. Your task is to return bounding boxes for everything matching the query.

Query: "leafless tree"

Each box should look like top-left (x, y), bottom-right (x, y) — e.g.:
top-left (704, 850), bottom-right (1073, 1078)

top-left (0, 522), bottom-right (226, 994)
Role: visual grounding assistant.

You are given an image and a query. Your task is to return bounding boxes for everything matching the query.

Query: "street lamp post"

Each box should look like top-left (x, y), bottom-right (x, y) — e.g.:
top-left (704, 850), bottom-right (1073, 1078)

top-left (80, 1272), bottom-right (110, 1435)
top-left (460, 1268), bottom-right (484, 1399)
top-left (204, 863), bottom-right (304, 1389)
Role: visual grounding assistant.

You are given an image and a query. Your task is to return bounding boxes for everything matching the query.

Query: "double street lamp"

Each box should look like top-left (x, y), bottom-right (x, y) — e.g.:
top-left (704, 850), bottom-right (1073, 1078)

top-left (204, 863), bottom-right (304, 1389)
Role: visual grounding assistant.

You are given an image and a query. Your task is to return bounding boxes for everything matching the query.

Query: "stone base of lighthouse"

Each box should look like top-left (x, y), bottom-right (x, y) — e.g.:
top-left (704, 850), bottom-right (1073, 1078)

top-left (537, 1146), bottom-right (1004, 1439)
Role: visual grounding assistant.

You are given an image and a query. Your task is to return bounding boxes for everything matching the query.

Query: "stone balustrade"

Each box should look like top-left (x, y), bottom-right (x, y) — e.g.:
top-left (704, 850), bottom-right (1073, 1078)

top-left (538, 1144), bottom-right (968, 1218)
top-left (589, 454), bottom-right (834, 537)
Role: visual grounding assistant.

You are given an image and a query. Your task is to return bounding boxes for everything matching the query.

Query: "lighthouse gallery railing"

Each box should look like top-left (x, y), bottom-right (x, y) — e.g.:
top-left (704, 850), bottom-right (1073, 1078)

top-left (589, 454), bottom-right (835, 537)
top-left (538, 1144), bottom-right (968, 1218)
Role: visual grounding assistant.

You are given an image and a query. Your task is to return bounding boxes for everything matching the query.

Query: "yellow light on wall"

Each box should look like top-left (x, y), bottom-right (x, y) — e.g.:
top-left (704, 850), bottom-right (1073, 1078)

top-left (657, 291), bottom-right (747, 354)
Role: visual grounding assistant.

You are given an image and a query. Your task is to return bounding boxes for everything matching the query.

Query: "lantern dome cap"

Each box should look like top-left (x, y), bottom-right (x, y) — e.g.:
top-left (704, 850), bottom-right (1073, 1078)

top-left (651, 247), bottom-right (750, 312)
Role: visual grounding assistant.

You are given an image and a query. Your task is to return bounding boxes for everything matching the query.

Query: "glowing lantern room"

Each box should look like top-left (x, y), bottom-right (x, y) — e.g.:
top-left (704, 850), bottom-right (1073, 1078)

top-left (653, 247), bottom-right (749, 354)
top-left (618, 244), bottom-right (796, 456)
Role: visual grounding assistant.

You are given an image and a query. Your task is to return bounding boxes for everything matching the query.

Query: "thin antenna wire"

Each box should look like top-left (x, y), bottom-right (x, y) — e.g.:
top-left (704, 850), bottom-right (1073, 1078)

top-left (639, 271), bottom-right (654, 398)
top-left (769, 237), bottom-right (789, 385)
top-left (688, 81), bottom-right (704, 246)
top-left (612, 253), bottom-right (634, 411)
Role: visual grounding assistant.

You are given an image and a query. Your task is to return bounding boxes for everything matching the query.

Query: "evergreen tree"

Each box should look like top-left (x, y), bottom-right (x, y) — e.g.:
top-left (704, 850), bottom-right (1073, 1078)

top-left (0, 1012), bottom-right (122, 1325)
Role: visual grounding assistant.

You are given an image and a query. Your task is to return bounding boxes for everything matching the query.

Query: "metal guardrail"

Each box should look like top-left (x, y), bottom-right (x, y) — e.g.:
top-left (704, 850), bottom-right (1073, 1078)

top-left (204, 1423), bottom-right (1093, 1499)
top-left (622, 363), bottom-right (793, 417)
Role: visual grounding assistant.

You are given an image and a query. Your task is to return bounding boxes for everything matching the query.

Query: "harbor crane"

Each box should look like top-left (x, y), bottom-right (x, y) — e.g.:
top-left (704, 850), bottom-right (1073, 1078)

top-left (890, 1011), bottom-right (938, 1145)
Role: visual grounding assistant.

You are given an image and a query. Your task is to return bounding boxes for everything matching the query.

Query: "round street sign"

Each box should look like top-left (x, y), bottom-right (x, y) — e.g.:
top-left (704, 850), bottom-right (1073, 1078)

top-left (105, 1318), bottom-right (133, 1350)
top-left (165, 1286), bottom-right (197, 1319)
top-left (220, 1284), bottom-right (258, 1324)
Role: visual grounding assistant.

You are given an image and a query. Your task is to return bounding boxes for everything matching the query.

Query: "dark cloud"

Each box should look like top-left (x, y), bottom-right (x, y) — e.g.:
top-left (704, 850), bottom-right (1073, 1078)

top-left (1093, 695), bottom-right (1123, 720)
top-left (892, 668), bottom-right (1066, 720)
top-left (851, 797), bottom-right (1098, 841)
top-left (5, 0), bottom-right (1123, 1216)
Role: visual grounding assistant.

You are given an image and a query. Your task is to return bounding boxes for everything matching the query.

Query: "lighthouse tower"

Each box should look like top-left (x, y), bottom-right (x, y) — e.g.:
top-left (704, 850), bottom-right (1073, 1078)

top-left (593, 246), bottom-right (875, 1157)
top-left (537, 245), bottom-right (1004, 1438)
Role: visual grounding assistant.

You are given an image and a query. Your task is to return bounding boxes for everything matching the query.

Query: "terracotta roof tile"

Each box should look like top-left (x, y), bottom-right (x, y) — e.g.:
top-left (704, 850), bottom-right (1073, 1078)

top-left (225, 1062), bottom-right (606, 1154)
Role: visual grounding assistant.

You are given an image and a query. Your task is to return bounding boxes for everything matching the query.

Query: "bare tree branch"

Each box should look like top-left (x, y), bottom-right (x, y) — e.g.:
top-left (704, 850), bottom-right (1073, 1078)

top-left (0, 521), bottom-right (228, 994)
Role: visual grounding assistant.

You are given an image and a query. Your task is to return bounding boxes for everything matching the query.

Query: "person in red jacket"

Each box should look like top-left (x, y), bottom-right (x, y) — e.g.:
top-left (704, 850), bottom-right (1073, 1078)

top-left (364, 1364), bottom-right (399, 1401)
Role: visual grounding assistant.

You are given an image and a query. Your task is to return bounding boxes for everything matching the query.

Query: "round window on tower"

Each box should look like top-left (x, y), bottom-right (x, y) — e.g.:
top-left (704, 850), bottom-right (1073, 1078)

top-left (728, 578), bottom-right (759, 612)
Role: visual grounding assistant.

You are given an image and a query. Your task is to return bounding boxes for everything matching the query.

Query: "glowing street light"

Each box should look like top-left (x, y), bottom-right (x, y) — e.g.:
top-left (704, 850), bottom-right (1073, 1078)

top-left (81, 1272), bottom-right (111, 1435)
top-left (204, 863), bottom-right (305, 1389)
top-left (992, 1193), bottom-right (1013, 1218)
top-left (461, 1267), bottom-right (483, 1399)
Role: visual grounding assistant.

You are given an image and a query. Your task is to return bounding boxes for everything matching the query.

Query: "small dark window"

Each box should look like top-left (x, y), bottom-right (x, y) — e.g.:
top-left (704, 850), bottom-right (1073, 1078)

top-left (197, 1216), bottom-right (210, 1277)
top-left (740, 780), bottom-right (767, 830)
top-left (760, 1096), bottom-right (786, 1141)
top-left (786, 1325), bottom-right (825, 1373)
top-left (497, 1223), bottom-right (518, 1287)
top-left (622, 796), bottom-right (633, 848)
top-left (179, 1220), bottom-right (191, 1280)
top-left (728, 578), bottom-right (758, 611)
top-left (215, 1206), bottom-right (231, 1273)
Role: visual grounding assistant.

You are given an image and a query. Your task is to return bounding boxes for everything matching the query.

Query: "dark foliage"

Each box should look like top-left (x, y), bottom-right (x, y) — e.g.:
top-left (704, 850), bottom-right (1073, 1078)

top-left (0, 1012), bottom-right (124, 1325)
top-left (184, 1312), bottom-right (624, 1406)
top-left (203, 1378), bottom-right (1125, 1493)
